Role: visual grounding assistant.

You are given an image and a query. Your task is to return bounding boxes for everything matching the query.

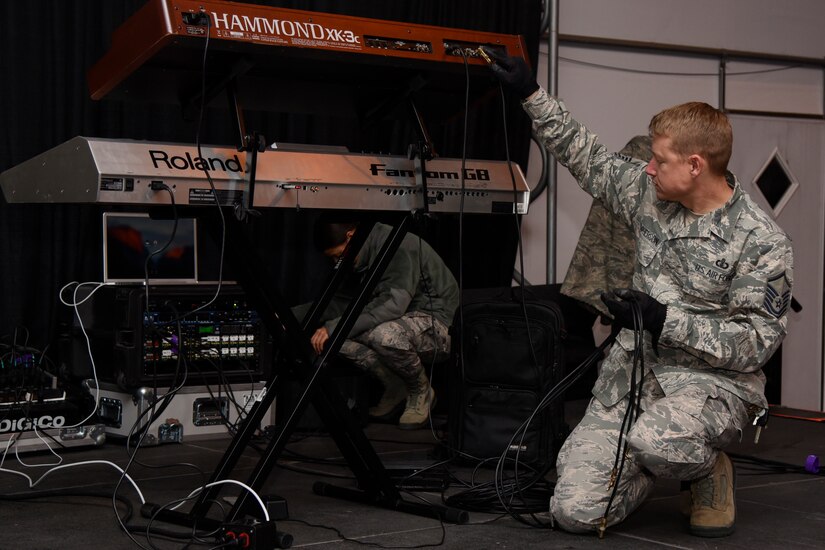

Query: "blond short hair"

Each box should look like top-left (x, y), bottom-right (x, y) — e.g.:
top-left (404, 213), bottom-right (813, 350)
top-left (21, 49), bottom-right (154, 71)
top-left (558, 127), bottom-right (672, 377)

top-left (648, 102), bottom-right (732, 176)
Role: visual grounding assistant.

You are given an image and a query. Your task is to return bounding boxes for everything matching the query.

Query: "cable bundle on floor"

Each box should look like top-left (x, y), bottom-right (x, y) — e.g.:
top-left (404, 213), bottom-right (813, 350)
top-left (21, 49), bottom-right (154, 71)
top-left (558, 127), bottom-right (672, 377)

top-left (445, 332), bottom-right (617, 524)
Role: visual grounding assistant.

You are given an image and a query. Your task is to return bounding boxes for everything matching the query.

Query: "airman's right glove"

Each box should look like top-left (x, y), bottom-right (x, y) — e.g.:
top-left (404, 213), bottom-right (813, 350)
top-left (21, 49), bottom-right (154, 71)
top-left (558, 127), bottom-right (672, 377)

top-left (600, 288), bottom-right (667, 353)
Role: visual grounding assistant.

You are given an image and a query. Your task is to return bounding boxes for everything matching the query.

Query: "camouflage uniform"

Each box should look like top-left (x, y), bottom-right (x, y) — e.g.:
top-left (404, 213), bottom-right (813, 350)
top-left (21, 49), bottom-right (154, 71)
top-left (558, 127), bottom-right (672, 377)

top-left (316, 223), bottom-right (458, 386)
top-left (561, 137), bottom-right (650, 316)
top-left (522, 89), bottom-right (794, 533)
top-left (562, 200), bottom-right (636, 317)
top-left (339, 312), bottom-right (451, 383)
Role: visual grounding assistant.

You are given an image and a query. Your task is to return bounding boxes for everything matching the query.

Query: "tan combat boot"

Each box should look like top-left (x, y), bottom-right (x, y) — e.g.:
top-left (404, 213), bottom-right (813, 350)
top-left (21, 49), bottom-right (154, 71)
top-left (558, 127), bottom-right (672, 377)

top-left (368, 366), bottom-right (407, 420)
top-left (398, 370), bottom-right (435, 430)
top-left (689, 451), bottom-right (736, 537)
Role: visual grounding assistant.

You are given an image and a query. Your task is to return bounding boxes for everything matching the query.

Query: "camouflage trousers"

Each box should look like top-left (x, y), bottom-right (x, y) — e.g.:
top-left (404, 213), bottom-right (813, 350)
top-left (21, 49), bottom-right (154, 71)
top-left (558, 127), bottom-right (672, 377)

top-left (551, 371), bottom-right (749, 533)
top-left (339, 312), bottom-right (451, 385)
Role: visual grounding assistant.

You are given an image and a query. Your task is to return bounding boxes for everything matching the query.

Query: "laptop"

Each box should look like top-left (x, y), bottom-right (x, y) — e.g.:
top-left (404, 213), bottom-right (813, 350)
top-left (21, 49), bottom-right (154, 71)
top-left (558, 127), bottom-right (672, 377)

top-left (102, 212), bottom-right (198, 284)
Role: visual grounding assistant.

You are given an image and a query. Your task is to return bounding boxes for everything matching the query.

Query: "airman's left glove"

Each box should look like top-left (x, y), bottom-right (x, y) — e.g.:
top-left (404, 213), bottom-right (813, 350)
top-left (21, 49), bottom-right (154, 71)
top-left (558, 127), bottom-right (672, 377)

top-left (481, 47), bottom-right (540, 99)
top-left (601, 288), bottom-right (667, 353)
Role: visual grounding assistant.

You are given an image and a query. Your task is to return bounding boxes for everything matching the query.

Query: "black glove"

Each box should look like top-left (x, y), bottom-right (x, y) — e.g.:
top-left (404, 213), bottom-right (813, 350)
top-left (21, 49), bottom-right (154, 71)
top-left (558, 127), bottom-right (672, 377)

top-left (600, 289), bottom-right (667, 353)
top-left (481, 47), bottom-right (540, 99)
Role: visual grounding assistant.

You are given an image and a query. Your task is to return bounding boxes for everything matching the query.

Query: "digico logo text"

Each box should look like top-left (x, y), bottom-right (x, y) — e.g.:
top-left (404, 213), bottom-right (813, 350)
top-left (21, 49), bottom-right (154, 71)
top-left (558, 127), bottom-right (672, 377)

top-left (0, 415), bottom-right (66, 433)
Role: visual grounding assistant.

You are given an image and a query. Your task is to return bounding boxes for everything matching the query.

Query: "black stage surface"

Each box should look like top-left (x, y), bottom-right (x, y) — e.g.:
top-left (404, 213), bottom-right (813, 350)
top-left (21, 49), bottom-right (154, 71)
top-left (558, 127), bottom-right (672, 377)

top-left (2, 401), bottom-right (824, 549)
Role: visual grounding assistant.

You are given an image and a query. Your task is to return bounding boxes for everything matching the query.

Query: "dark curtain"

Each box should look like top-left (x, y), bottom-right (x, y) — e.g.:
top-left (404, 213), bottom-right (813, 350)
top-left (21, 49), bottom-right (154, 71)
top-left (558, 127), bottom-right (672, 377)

top-left (0, 1), bottom-right (543, 354)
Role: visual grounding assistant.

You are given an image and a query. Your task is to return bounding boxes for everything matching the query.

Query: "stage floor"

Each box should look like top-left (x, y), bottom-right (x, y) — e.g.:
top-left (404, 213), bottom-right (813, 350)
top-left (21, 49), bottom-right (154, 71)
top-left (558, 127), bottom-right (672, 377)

top-left (2, 400), bottom-right (824, 549)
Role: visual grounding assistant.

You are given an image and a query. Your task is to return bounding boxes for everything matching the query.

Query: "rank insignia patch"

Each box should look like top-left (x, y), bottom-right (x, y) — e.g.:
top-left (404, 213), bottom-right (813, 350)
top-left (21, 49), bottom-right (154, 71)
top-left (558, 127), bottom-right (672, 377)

top-left (764, 271), bottom-right (791, 318)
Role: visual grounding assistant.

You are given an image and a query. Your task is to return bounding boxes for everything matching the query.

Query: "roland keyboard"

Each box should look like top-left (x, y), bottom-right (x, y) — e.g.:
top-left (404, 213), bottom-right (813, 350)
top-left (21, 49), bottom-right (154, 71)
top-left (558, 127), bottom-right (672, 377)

top-left (0, 137), bottom-right (529, 214)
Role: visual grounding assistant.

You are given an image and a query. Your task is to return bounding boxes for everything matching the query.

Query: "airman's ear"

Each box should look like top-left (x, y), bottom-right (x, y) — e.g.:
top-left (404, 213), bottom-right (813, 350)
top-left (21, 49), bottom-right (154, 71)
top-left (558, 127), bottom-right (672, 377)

top-left (688, 154), bottom-right (704, 176)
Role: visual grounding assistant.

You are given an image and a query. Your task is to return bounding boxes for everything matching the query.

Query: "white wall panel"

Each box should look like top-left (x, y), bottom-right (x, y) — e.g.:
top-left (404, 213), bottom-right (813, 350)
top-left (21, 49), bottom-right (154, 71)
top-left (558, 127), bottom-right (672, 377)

top-left (728, 115), bottom-right (825, 410)
top-left (558, 0), bottom-right (825, 60)
top-left (726, 62), bottom-right (824, 115)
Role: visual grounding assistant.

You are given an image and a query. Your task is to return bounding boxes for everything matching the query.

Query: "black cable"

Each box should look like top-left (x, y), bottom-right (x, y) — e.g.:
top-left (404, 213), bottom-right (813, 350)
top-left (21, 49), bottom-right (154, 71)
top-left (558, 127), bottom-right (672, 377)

top-left (437, 52), bottom-right (539, 471)
top-left (191, 361), bottom-right (249, 435)
top-left (445, 333), bottom-right (616, 520)
top-left (144, 491), bottom-right (224, 549)
top-left (428, 46), bottom-right (492, 466)
top-left (0, 337), bottom-right (64, 430)
top-left (285, 516), bottom-right (446, 549)
top-left (728, 452), bottom-right (825, 476)
top-left (408, 59), bottom-right (523, 482)
top-left (443, 48), bottom-right (545, 472)
top-left (143, 183), bottom-right (178, 317)
top-left (455, 49), bottom-right (469, 451)
top-left (487, 79), bottom-right (551, 527)
top-left (112, 16), bottom-right (234, 546)
top-left (193, 11), bottom-right (227, 316)
top-left (140, 8), bottom-right (226, 333)
top-left (556, 54), bottom-right (805, 78)
top-left (425, 55), bottom-right (549, 499)
top-left (495, 79), bottom-right (541, 371)
top-left (125, 305), bottom-right (189, 453)
top-left (112, 308), bottom-right (195, 549)
top-left (490, 333), bottom-right (617, 525)
top-left (446, 459), bottom-right (553, 515)
top-left (280, 446), bottom-right (348, 465)
top-left (393, 461), bottom-right (455, 493)
top-left (405, 47), bottom-right (475, 445)
top-left (0, 488), bottom-right (135, 527)
top-left (413, 228), bottom-right (443, 440)
top-left (599, 301), bottom-right (646, 537)
top-left (276, 460), bottom-right (355, 480)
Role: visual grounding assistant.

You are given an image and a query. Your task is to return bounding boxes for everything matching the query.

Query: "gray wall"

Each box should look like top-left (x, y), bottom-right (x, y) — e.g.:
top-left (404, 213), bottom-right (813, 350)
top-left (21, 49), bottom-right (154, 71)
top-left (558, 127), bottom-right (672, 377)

top-left (558, 0), bottom-right (825, 59)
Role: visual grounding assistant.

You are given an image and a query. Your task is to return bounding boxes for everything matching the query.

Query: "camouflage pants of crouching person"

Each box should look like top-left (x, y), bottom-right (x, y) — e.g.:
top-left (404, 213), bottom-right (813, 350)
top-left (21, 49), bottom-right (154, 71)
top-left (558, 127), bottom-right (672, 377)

top-left (339, 311), bottom-right (451, 385)
top-left (550, 371), bottom-right (749, 533)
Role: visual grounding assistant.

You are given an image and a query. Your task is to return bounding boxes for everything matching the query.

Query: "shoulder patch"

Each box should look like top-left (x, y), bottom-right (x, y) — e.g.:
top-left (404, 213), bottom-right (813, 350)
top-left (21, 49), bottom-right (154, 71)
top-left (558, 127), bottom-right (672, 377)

top-left (613, 153), bottom-right (633, 163)
top-left (764, 271), bottom-right (791, 318)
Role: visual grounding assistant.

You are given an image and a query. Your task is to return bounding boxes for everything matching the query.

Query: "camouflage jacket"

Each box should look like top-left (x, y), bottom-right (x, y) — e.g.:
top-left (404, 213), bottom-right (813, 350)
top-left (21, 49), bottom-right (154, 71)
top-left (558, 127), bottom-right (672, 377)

top-left (561, 198), bottom-right (636, 316)
top-left (322, 222), bottom-right (459, 337)
top-left (524, 89), bottom-right (794, 409)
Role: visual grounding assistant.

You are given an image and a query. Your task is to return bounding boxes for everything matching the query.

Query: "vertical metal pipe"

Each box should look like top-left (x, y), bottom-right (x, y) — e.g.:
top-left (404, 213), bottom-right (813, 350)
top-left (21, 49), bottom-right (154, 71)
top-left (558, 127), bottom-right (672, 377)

top-left (545, 0), bottom-right (559, 284)
top-left (718, 56), bottom-right (727, 111)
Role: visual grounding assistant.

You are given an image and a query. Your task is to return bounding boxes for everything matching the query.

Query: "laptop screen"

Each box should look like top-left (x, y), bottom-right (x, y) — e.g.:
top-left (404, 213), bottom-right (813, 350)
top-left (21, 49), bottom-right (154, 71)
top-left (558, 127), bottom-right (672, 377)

top-left (102, 212), bottom-right (198, 284)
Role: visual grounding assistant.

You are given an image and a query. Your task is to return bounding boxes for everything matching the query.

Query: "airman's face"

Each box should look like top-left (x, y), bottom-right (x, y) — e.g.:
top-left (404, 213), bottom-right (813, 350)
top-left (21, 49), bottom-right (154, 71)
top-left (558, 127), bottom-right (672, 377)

top-left (323, 241), bottom-right (348, 261)
top-left (645, 136), bottom-right (694, 203)
top-left (322, 229), bottom-right (354, 261)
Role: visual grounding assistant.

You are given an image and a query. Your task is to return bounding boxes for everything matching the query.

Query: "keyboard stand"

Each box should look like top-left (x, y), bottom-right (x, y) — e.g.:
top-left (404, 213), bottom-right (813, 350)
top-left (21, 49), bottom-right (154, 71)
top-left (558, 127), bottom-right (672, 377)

top-left (142, 210), bottom-right (467, 546)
